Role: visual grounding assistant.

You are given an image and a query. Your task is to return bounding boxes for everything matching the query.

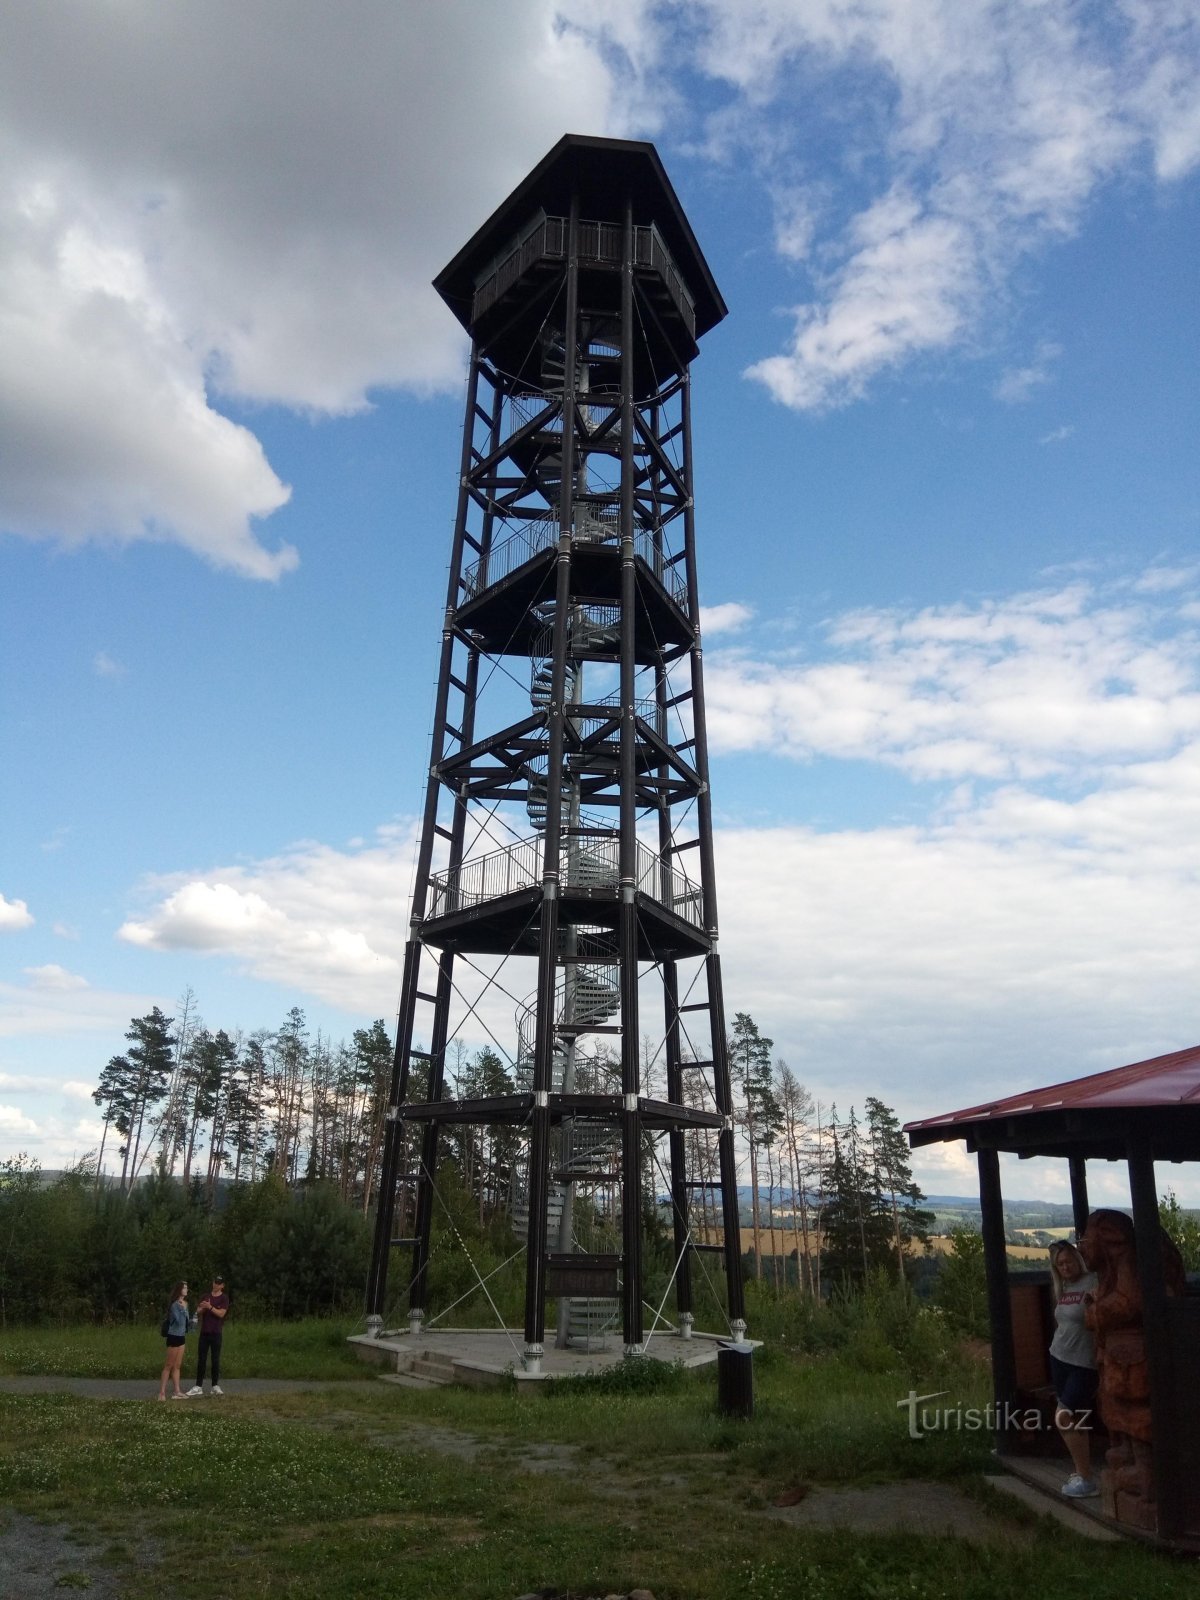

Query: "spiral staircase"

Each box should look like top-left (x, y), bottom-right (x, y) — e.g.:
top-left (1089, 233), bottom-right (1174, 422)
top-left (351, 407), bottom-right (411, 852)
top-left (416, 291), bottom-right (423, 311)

top-left (512, 587), bottom-right (624, 1346)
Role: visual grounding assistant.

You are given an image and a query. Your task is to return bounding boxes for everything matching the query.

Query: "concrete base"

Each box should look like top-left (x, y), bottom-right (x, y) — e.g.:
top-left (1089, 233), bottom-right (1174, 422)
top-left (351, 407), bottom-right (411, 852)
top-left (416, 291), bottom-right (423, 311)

top-left (348, 1325), bottom-right (739, 1388)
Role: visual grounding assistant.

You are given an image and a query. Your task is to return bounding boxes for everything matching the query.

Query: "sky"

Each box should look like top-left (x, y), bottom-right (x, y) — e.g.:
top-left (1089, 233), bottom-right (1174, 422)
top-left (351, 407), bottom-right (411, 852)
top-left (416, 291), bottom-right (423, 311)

top-left (2, 0), bottom-right (1199, 1209)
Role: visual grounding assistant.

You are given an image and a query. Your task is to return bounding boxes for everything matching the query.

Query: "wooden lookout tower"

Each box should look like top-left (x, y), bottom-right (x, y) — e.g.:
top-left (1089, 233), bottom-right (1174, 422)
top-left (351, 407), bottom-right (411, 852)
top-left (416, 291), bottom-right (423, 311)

top-left (366, 135), bottom-right (746, 1372)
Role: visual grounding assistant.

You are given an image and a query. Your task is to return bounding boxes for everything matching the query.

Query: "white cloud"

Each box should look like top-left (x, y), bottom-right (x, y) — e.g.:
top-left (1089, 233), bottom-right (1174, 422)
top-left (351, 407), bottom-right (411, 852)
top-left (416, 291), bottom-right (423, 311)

top-left (700, 601), bottom-right (755, 636)
top-left (993, 340), bottom-right (1061, 403)
top-left (22, 965), bottom-right (89, 992)
top-left (92, 651), bottom-right (126, 679)
top-left (0, 977), bottom-right (157, 1040)
top-left (705, 578), bottom-right (1200, 780)
top-left (673, 0), bottom-right (1200, 409)
top-left (98, 565), bottom-right (1200, 1181)
top-left (0, 185), bottom-right (295, 580)
top-left (0, 1105), bottom-right (39, 1134)
top-left (0, 894), bottom-right (33, 931)
top-left (61, 1080), bottom-right (99, 1101)
top-left (0, 1072), bottom-right (43, 1093)
top-left (1133, 564), bottom-right (1200, 594)
top-left (0, 2), bottom-right (628, 577)
top-left (118, 824), bottom-right (417, 1012)
top-left (1039, 424), bottom-right (1075, 445)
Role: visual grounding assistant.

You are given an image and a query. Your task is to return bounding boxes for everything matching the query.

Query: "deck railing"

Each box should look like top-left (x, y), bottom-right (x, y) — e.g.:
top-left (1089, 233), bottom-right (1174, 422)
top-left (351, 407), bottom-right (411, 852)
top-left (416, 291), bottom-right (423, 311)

top-left (472, 214), bottom-right (696, 338)
top-left (462, 518), bottom-right (688, 608)
top-left (428, 834), bottom-right (701, 928)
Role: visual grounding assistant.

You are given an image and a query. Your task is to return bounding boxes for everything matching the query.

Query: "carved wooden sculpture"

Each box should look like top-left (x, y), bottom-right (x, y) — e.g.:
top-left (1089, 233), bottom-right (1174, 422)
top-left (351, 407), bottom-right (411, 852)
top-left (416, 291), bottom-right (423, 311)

top-left (1079, 1208), bottom-right (1185, 1526)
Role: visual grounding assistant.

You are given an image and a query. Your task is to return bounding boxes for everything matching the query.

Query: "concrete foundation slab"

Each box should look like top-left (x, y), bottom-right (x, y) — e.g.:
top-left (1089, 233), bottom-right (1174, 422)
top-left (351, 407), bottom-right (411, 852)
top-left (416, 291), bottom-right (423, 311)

top-left (348, 1326), bottom-right (735, 1386)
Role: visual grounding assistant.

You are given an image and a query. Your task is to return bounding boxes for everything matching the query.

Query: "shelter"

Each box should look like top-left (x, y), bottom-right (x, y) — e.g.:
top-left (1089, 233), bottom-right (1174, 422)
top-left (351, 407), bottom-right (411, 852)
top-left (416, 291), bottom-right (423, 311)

top-left (906, 1045), bottom-right (1200, 1550)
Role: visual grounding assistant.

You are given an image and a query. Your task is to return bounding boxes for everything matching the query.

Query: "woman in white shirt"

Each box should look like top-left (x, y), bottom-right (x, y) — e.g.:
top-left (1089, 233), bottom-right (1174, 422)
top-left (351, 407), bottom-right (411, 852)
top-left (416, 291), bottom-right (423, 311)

top-left (1048, 1241), bottom-right (1100, 1498)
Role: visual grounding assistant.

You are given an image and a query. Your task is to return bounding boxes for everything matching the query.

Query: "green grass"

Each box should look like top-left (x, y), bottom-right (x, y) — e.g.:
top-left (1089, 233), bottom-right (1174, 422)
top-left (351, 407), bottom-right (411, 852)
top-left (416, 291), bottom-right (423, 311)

top-left (2, 1328), bottom-right (1200, 1598)
top-left (0, 1317), bottom-right (365, 1379)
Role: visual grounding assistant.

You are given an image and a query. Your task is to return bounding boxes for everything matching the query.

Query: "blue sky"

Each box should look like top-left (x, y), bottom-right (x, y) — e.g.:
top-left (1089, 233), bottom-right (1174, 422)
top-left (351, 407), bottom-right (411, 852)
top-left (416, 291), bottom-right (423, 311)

top-left (3, 1), bottom-right (1199, 1206)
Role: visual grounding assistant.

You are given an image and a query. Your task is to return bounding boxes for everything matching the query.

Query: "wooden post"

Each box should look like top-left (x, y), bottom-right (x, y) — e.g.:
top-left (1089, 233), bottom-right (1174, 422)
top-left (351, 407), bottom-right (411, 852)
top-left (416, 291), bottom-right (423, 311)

top-left (1068, 1152), bottom-right (1090, 1239)
top-left (977, 1147), bottom-right (1016, 1447)
top-left (1127, 1140), bottom-right (1179, 1538)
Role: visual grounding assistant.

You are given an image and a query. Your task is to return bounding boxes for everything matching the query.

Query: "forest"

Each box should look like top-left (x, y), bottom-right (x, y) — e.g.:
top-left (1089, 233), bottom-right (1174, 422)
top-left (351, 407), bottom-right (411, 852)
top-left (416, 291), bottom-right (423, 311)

top-left (3, 991), bottom-right (945, 1327)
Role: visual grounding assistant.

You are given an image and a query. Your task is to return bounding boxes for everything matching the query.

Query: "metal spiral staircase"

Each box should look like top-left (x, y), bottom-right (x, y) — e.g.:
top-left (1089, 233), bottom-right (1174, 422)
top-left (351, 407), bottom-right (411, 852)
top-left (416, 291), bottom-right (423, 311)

top-left (515, 594), bottom-right (624, 1344)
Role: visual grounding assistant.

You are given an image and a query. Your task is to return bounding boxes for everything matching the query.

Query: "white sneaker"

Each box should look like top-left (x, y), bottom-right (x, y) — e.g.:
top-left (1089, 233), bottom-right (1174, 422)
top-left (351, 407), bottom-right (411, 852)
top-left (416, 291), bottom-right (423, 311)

top-left (186, 1386), bottom-right (204, 1397)
top-left (1062, 1474), bottom-right (1100, 1498)
top-left (210, 1385), bottom-right (223, 1396)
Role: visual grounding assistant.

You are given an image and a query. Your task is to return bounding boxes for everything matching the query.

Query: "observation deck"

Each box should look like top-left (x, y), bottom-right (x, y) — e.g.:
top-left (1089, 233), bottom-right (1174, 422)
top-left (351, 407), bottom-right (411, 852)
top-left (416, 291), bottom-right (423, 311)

top-left (457, 520), bottom-right (693, 660)
top-left (434, 134), bottom-right (726, 387)
top-left (420, 833), bottom-right (708, 960)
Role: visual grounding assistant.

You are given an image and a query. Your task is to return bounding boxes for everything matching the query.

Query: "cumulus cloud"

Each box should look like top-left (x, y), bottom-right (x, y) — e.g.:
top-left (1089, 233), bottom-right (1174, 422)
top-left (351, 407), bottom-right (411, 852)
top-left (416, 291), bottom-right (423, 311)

top-left (671, 0), bottom-right (1200, 408)
top-left (0, 894), bottom-right (33, 931)
top-left (61, 1081), bottom-right (99, 1101)
top-left (705, 578), bottom-right (1200, 780)
top-left (22, 965), bottom-right (89, 991)
top-left (0, 1), bottom-right (627, 576)
top-left (0, 1105), bottom-right (39, 1134)
top-left (107, 567), bottom-right (1200, 1142)
top-left (118, 824), bottom-right (418, 1012)
top-left (700, 601), bottom-right (754, 636)
top-left (0, 1072), bottom-right (43, 1093)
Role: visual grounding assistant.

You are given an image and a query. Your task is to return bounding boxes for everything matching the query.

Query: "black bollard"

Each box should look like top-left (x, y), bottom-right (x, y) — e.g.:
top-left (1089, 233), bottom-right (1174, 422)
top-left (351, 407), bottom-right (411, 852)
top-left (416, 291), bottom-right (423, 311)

top-left (716, 1341), bottom-right (754, 1419)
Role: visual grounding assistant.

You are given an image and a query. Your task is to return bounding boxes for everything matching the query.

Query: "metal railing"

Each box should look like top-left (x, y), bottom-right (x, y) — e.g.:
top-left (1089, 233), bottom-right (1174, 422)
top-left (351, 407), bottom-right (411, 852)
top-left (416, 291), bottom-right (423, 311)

top-left (462, 519), bottom-right (688, 608)
top-left (427, 835), bottom-right (541, 920)
top-left (472, 214), bottom-right (696, 338)
top-left (427, 833), bottom-right (701, 928)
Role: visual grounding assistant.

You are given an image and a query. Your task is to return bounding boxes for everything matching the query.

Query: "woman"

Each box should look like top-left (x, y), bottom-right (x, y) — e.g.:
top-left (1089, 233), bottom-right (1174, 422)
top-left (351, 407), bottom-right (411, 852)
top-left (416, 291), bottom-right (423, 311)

top-left (158, 1280), bottom-right (193, 1400)
top-left (1048, 1241), bottom-right (1099, 1498)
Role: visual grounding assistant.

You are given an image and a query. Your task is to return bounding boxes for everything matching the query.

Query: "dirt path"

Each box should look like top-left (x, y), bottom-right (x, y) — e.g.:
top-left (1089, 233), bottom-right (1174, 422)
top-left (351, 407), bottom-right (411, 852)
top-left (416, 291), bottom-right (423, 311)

top-left (0, 1376), bottom-right (379, 1400)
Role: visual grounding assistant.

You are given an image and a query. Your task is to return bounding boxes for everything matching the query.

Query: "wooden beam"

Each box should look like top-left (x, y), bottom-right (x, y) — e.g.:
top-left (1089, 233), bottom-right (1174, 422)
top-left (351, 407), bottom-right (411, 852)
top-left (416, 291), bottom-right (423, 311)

top-left (978, 1148), bottom-right (1017, 1449)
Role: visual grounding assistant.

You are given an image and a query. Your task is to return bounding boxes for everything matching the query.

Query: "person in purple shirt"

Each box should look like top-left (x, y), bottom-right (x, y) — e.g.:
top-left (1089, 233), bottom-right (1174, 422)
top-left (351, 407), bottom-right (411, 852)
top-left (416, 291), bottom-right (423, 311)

top-left (187, 1276), bottom-right (229, 1396)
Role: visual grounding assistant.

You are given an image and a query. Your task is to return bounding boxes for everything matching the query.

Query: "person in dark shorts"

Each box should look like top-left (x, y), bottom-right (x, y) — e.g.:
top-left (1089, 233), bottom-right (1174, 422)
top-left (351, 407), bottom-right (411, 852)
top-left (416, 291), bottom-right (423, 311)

top-left (1049, 1241), bottom-right (1099, 1498)
top-left (158, 1281), bottom-right (192, 1400)
top-left (187, 1276), bottom-right (229, 1396)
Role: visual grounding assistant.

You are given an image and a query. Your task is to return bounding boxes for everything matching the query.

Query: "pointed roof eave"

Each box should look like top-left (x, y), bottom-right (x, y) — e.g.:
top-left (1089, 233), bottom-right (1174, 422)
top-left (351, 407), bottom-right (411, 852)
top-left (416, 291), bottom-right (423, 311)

top-left (904, 1042), bottom-right (1200, 1147)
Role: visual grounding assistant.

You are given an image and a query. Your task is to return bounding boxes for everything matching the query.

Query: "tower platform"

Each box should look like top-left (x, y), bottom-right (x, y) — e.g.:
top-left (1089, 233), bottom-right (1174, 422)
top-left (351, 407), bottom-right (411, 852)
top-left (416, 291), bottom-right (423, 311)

top-left (349, 1325), bottom-right (739, 1387)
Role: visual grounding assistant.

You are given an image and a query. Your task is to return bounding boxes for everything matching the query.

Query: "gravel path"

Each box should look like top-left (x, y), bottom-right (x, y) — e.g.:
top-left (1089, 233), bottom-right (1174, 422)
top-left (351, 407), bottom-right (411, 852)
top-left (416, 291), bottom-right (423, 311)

top-left (0, 1512), bottom-right (127, 1598)
top-left (0, 1376), bottom-right (381, 1400)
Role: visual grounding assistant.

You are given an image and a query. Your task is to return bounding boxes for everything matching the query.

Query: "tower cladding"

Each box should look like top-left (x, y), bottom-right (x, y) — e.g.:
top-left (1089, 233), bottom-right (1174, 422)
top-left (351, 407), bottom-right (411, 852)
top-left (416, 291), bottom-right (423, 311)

top-left (367, 135), bottom-right (746, 1370)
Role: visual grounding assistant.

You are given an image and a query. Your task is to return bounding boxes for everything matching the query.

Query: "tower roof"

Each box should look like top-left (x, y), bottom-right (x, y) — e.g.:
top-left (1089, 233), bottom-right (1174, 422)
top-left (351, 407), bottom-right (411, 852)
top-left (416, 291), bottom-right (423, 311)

top-left (433, 133), bottom-right (727, 340)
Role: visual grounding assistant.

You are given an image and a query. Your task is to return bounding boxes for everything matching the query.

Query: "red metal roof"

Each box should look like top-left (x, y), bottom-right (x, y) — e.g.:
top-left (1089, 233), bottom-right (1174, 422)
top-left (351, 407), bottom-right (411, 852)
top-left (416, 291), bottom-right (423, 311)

top-left (905, 1043), bottom-right (1200, 1138)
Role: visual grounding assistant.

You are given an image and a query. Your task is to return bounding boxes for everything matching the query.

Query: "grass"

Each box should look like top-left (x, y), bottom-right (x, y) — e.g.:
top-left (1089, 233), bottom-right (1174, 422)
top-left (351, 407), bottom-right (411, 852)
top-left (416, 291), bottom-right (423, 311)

top-left (2, 1325), bottom-right (1200, 1598)
top-left (0, 1317), bottom-right (365, 1380)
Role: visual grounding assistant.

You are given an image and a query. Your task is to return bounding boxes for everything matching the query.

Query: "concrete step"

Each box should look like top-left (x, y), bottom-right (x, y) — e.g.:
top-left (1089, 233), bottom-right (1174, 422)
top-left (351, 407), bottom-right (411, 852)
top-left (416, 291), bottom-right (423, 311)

top-left (379, 1371), bottom-right (443, 1390)
top-left (404, 1352), bottom-right (458, 1385)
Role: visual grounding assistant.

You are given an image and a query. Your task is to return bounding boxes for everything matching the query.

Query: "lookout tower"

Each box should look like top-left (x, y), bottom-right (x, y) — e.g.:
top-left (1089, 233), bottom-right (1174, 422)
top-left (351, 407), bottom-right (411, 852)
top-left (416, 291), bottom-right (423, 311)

top-left (366, 134), bottom-right (746, 1371)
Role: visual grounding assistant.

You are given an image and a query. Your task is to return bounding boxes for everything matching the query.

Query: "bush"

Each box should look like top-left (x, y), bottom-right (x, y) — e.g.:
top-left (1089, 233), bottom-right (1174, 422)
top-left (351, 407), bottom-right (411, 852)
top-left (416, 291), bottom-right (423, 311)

top-left (742, 1270), bottom-right (949, 1372)
top-left (931, 1227), bottom-right (989, 1339)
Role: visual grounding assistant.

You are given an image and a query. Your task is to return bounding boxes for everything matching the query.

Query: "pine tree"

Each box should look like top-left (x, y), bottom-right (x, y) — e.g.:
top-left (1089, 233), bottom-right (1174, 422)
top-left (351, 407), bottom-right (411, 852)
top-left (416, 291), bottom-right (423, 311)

top-left (864, 1095), bottom-right (933, 1277)
top-left (93, 1008), bottom-right (176, 1193)
top-left (819, 1104), bottom-right (891, 1287)
top-left (728, 1012), bottom-right (782, 1281)
top-left (775, 1059), bottom-right (816, 1295)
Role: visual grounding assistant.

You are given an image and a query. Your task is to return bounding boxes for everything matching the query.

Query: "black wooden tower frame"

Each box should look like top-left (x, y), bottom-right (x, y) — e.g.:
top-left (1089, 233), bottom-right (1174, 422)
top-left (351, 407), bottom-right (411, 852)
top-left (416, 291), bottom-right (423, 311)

top-left (367, 136), bottom-right (746, 1368)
